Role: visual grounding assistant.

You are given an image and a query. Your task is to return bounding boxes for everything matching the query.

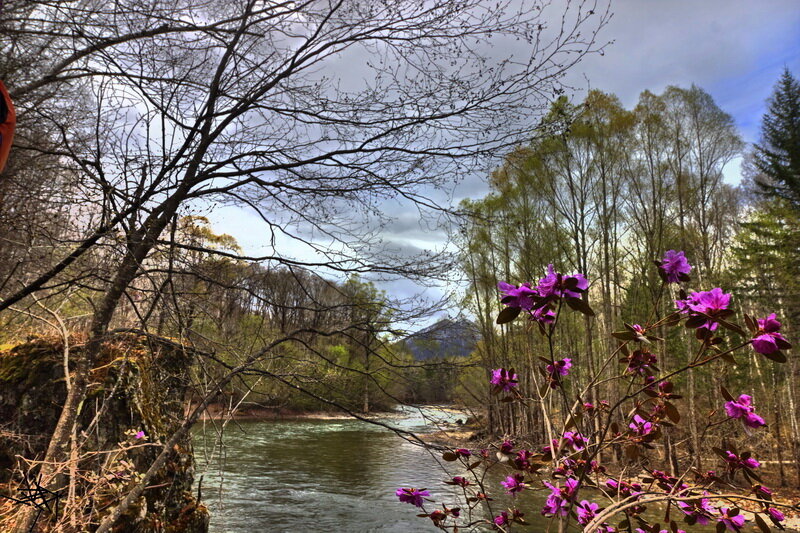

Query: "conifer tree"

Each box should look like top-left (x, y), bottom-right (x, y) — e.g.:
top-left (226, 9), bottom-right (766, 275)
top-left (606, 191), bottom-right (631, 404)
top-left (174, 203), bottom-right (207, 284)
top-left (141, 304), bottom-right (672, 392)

top-left (754, 68), bottom-right (800, 206)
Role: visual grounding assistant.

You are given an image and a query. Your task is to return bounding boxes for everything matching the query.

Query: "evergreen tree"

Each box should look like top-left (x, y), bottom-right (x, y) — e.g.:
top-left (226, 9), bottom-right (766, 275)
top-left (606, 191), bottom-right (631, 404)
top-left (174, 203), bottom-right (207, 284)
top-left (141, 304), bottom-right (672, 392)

top-left (754, 68), bottom-right (800, 206)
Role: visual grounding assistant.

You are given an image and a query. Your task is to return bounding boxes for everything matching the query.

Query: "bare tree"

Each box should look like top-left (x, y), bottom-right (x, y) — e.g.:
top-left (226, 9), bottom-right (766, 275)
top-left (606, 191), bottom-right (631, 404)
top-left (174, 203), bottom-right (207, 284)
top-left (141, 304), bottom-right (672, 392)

top-left (1, 0), bottom-right (610, 530)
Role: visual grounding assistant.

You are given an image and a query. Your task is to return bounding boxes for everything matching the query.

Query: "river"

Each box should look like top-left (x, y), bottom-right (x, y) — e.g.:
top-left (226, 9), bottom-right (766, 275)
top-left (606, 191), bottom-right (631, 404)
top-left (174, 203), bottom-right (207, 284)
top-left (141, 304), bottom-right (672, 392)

top-left (191, 407), bottom-right (727, 532)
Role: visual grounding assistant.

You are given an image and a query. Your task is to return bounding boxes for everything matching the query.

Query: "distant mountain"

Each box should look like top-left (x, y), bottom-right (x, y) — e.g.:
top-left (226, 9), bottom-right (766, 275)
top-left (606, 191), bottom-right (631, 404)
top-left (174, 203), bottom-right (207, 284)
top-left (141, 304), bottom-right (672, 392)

top-left (401, 318), bottom-right (480, 361)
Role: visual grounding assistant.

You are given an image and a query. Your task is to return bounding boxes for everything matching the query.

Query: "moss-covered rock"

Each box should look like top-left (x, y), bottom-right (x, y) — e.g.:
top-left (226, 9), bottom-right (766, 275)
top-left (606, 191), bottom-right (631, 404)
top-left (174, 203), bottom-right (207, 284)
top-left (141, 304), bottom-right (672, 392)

top-left (0, 332), bottom-right (209, 532)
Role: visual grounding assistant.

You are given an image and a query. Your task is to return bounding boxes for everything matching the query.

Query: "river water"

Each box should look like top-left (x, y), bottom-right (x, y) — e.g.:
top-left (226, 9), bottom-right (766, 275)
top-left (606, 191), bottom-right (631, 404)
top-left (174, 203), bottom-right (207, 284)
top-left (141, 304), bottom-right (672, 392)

top-left (191, 407), bottom-right (722, 532)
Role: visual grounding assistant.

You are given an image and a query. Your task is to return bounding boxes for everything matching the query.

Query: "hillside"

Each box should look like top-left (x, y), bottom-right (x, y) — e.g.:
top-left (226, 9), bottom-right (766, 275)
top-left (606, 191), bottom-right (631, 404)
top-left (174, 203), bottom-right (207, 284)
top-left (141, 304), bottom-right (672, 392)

top-left (401, 318), bottom-right (480, 361)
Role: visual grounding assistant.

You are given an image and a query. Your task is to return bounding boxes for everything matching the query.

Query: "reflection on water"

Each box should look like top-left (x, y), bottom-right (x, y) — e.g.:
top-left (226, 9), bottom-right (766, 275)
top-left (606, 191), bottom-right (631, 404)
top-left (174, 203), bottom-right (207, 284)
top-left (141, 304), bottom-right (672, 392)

top-left (191, 408), bottom-right (718, 532)
top-left (193, 410), bottom-right (474, 532)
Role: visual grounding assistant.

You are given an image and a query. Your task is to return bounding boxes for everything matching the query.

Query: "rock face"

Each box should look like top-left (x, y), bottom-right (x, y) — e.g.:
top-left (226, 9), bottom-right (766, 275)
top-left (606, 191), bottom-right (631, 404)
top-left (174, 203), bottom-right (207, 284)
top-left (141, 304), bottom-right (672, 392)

top-left (0, 332), bottom-right (209, 532)
top-left (401, 318), bottom-right (480, 361)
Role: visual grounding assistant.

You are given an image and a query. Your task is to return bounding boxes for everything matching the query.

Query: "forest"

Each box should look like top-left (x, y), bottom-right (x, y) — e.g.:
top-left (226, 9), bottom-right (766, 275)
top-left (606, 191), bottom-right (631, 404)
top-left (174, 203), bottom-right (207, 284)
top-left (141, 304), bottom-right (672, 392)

top-left (459, 77), bottom-right (800, 485)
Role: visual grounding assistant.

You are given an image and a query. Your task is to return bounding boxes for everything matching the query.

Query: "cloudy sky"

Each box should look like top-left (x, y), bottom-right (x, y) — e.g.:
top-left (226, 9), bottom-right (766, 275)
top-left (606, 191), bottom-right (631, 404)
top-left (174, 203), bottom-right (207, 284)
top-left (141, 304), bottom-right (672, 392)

top-left (208, 0), bottom-right (800, 328)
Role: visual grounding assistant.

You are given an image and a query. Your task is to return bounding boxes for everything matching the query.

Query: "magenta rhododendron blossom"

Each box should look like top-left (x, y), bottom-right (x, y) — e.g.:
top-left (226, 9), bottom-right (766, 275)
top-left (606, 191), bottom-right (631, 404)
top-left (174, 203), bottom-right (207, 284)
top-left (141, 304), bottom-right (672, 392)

top-left (753, 484), bottom-right (772, 498)
top-left (625, 349), bottom-right (657, 375)
top-left (530, 304), bottom-right (556, 324)
top-left (497, 281), bottom-right (538, 310)
top-left (717, 508), bottom-right (746, 531)
top-left (605, 478), bottom-right (641, 498)
top-left (501, 473), bottom-right (527, 494)
top-left (676, 287), bottom-right (732, 331)
top-left (395, 488), bottom-right (429, 507)
top-left (677, 497), bottom-right (715, 525)
top-left (688, 287), bottom-right (730, 314)
top-left (561, 431), bottom-right (586, 451)
top-left (537, 264), bottom-right (589, 299)
top-left (541, 478), bottom-right (579, 517)
top-left (134, 430), bottom-right (145, 439)
top-left (493, 511), bottom-right (510, 526)
top-left (674, 295), bottom-right (694, 313)
top-left (490, 368), bottom-right (518, 391)
top-left (494, 509), bottom-right (523, 526)
top-left (576, 500), bottom-right (600, 525)
top-left (514, 449), bottom-right (534, 469)
top-left (767, 507), bottom-right (785, 523)
top-left (751, 313), bottom-right (789, 354)
top-left (454, 448), bottom-right (471, 458)
top-left (450, 476), bottom-right (470, 487)
top-left (660, 250), bottom-right (691, 283)
top-left (629, 414), bottom-right (655, 437)
top-left (724, 394), bottom-right (766, 430)
top-left (724, 450), bottom-right (760, 471)
top-left (500, 440), bottom-right (514, 454)
top-left (546, 358), bottom-right (572, 377)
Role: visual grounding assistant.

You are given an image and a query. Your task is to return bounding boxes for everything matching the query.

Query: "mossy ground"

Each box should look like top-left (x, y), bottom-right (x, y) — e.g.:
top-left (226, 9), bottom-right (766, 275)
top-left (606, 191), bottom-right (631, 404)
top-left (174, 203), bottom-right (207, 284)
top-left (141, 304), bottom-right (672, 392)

top-left (0, 333), bottom-right (209, 532)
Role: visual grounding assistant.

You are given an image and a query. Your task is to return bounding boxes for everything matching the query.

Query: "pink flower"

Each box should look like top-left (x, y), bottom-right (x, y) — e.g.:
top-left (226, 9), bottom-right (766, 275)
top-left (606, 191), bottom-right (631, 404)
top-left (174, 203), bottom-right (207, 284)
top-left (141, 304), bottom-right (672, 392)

top-left (717, 507), bottom-right (746, 531)
top-left (628, 415), bottom-right (655, 437)
top-left (395, 487), bottom-right (429, 507)
top-left (514, 449), bottom-right (533, 469)
top-left (561, 431), bottom-right (587, 451)
top-left (546, 358), bottom-right (572, 377)
top-left (767, 507), bottom-right (785, 523)
top-left (688, 287), bottom-right (731, 314)
top-left (660, 250), bottom-right (692, 283)
top-left (625, 349), bottom-right (657, 375)
top-left (541, 478), bottom-right (579, 517)
top-left (677, 497), bottom-right (715, 525)
top-left (490, 368), bottom-right (518, 391)
top-left (576, 500), bottom-right (600, 525)
top-left (678, 287), bottom-right (732, 331)
top-left (494, 511), bottom-right (510, 526)
top-left (449, 476), bottom-right (470, 487)
top-left (494, 509), bottom-right (524, 526)
top-left (723, 450), bottom-right (760, 471)
top-left (753, 484), bottom-right (772, 498)
top-left (530, 304), bottom-right (556, 324)
top-left (751, 313), bottom-right (789, 355)
top-left (724, 394), bottom-right (766, 430)
top-left (497, 281), bottom-right (539, 310)
top-left (605, 478), bottom-right (641, 498)
top-left (501, 473), bottom-right (527, 494)
top-left (135, 431), bottom-right (145, 439)
top-left (537, 264), bottom-right (589, 299)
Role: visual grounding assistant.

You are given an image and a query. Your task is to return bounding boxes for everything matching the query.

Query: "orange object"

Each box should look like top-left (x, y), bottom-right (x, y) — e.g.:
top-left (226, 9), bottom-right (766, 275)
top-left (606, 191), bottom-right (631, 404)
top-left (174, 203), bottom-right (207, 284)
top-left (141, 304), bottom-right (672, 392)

top-left (0, 80), bottom-right (16, 173)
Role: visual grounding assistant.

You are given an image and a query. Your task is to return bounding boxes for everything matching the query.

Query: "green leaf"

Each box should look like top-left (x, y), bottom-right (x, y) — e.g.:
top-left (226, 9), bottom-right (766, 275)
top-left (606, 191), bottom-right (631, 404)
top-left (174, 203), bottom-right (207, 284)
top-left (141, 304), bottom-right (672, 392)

top-left (665, 402), bottom-right (680, 423)
top-left (754, 513), bottom-right (772, 533)
top-left (565, 297), bottom-right (595, 316)
top-left (711, 447), bottom-right (729, 459)
top-left (763, 350), bottom-right (787, 363)
top-left (685, 315), bottom-right (707, 329)
top-left (716, 318), bottom-right (746, 336)
top-left (496, 306), bottom-right (521, 324)
top-left (744, 314), bottom-right (757, 334)
top-left (720, 386), bottom-right (734, 401)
